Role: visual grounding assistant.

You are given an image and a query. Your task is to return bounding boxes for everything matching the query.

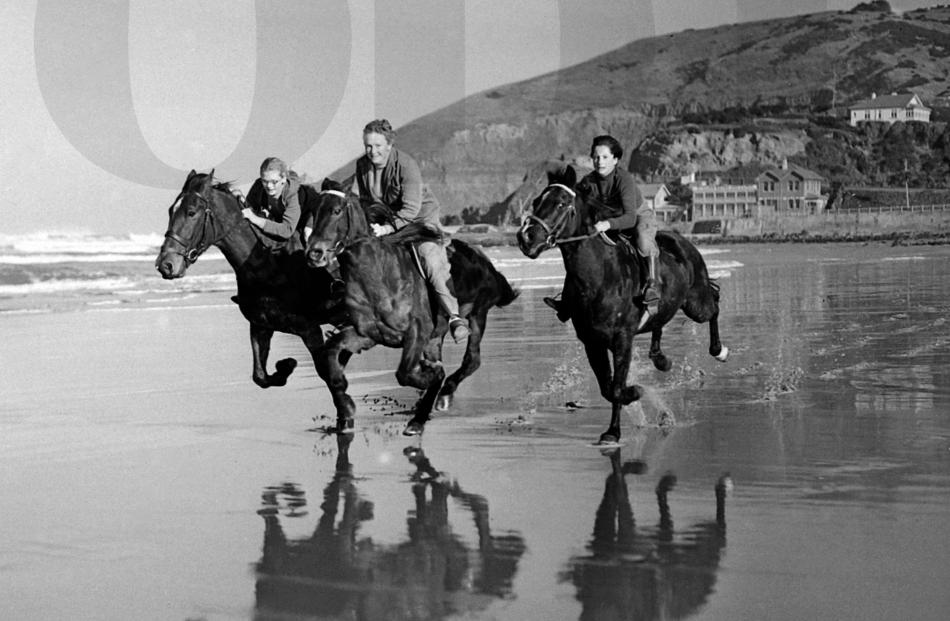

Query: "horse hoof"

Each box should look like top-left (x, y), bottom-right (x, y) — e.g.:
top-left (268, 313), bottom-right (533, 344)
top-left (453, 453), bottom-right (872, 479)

top-left (597, 433), bottom-right (620, 446)
top-left (714, 346), bottom-right (729, 362)
top-left (435, 394), bottom-right (452, 411)
top-left (252, 375), bottom-right (270, 389)
top-left (403, 421), bottom-right (425, 436)
top-left (275, 358), bottom-right (298, 376)
top-left (651, 355), bottom-right (672, 372)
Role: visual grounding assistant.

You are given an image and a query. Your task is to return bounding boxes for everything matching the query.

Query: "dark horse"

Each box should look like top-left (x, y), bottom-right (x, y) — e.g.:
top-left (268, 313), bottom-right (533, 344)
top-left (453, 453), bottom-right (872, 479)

top-left (255, 435), bottom-right (525, 617)
top-left (564, 448), bottom-right (731, 618)
top-left (517, 166), bottom-right (728, 444)
top-left (156, 170), bottom-right (343, 391)
top-left (305, 180), bottom-right (519, 436)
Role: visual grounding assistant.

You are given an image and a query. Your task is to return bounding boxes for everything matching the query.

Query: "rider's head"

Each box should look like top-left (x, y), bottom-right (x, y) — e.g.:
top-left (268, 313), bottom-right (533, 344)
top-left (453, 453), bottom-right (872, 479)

top-left (259, 157), bottom-right (288, 199)
top-left (590, 135), bottom-right (623, 178)
top-left (362, 119), bottom-right (395, 169)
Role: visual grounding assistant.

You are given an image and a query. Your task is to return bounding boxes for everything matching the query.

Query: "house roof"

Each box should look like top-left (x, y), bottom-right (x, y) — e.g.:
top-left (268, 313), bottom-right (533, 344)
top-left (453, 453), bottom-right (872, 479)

top-left (757, 163), bottom-right (824, 183)
top-left (849, 93), bottom-right (930, 111)
top-left (638, 183), bottom-right (667, 199)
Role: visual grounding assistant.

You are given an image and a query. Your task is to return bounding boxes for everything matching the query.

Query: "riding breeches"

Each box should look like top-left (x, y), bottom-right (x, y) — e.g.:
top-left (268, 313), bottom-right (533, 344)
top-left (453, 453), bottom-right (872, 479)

top-left (417, 240), bottom-right (460, 316)
top-left (634, 207), bottom-right (659, 258)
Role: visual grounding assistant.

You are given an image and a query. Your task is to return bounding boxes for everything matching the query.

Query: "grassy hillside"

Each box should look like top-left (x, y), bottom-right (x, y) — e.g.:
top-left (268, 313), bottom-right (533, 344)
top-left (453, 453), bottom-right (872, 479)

top-left (333, 2), bottom-right (950, 214)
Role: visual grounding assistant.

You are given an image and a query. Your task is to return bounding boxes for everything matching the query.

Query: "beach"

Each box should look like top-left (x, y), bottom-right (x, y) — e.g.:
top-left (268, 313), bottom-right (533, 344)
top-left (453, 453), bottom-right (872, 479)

top-left (2, 238), bottom-right (950, 620)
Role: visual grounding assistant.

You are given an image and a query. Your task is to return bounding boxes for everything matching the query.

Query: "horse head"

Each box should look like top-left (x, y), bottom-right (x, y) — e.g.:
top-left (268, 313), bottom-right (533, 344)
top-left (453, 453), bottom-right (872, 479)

top-left (517, 165), bottom-right (580, 259)
top-left (155, 169), bottom-right (243, 279)
top-left (305, 178), bottom-right (368, 269)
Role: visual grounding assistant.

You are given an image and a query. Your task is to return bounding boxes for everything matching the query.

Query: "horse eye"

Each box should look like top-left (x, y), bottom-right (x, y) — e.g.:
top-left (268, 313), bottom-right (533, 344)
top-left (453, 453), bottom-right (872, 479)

top-left (187, 209), bottom-right (197, 217)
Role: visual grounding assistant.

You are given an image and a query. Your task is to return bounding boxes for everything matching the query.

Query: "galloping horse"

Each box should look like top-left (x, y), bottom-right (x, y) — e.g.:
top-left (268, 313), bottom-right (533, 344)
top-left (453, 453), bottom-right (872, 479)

top-left (517, 165), bottom-right (728, 445)
top-left (305, 180), bottom-right (519, 435)
top-left (156, 170), bottom-right (344, 392)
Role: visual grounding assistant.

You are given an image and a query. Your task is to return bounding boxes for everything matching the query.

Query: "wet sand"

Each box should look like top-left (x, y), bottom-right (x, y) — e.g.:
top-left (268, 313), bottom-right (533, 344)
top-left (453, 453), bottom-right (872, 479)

top-left (2, 243), bottom-right (950, 620)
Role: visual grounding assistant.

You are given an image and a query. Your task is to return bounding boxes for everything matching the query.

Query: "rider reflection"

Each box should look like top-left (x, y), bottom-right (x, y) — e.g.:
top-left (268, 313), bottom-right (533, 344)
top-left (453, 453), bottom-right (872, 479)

top-left (563, 448), bottom-right (731, 620)
top-left (254, 434), bottom-right (526, 619)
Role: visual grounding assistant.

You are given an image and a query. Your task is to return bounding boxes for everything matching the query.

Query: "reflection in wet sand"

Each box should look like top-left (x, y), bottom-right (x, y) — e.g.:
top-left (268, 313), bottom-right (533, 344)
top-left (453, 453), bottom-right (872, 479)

top-left (562, 448), bottom-right (731, 621)
top-left (254, 434), bottom-right (526, 620)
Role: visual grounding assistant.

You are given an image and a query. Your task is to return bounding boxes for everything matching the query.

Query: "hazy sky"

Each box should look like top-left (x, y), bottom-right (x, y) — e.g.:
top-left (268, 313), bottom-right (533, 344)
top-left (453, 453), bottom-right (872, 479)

top-left (1, 0), bottom-right (943, 235)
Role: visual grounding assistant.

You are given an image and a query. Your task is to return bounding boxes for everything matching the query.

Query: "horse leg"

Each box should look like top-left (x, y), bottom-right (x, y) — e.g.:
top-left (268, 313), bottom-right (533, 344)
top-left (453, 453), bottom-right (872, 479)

top-left (397, 324), bottom-right (447, 436)
top-left (313, 327), bottom-right (373, 433)
top-left (250, 323), bottom-right (297, 388)
top-left (682, 281), bottom-right (728, 363)
top-left (707, 311), bottom-right (729, 362)
top-left (437, 309), bottom-right (487, 411)
top-left (600, 338), bottom-right (644, 445)
top-left (648, 326), bottom-right (672, 372)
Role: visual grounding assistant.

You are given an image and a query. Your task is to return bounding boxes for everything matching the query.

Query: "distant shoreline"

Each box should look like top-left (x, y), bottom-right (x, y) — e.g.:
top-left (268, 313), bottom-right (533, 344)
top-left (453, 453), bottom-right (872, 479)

top-left (451, 229), bottom-right (950, 248)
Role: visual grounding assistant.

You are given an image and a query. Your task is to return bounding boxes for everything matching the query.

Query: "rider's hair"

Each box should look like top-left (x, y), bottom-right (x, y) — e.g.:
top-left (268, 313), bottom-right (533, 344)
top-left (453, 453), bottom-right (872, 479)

top-left (363, 119), bottom-right (396, 144)
top-left (259, 157), bottom-right (288, 177)
top-left (590, 135), bottom-right (623, 160)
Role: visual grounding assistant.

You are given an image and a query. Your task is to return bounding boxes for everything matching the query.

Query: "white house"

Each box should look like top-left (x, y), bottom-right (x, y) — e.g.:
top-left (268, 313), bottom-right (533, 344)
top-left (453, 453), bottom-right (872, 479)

top-left (849, 92), bottom-right (931, 126)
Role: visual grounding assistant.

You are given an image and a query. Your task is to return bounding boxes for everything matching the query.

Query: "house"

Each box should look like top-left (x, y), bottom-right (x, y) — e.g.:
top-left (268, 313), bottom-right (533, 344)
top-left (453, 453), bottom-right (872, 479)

top-left (638, 183), bottom-right (686, 224)
top-left (756, 160), bottom-right (825, 212)
top-left (689, 179), bottom-right (759, 220)
top-left (849, 92), bottom-right (931, 126)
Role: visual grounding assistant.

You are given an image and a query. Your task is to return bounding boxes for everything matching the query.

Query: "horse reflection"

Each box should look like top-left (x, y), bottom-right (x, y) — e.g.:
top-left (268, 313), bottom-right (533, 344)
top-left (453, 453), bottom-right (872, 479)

top-left (254, 435), bottom-right (526, 619)
top-left (563, 449), bottom-right (731, 620)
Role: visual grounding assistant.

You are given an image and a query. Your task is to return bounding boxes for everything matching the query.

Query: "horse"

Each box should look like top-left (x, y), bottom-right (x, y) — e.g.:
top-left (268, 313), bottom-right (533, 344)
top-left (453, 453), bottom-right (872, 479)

top-left (565, 448), bottom-right (731, 618)
top-left (255, 435), bottom-right (525, 617)
top-left (304, 179), bottom-right (519, 436)
top-left (517, 165), bottom-right (728, 445)
top-left (155, 170), bottom-right (345, 394)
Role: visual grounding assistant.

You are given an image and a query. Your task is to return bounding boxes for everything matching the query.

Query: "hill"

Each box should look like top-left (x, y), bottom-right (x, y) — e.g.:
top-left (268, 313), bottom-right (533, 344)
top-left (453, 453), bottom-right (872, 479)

top-left (332, 2), bottom-right (950, 215)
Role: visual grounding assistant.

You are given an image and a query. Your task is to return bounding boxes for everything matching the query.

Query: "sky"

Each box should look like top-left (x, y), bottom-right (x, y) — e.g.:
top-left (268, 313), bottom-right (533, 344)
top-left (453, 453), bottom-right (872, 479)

top-left (1, 0), bottom-right (944, 235)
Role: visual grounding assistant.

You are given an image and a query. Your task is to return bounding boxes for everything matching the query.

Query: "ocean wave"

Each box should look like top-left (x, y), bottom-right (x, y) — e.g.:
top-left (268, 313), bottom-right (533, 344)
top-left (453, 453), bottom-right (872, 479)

top-left (0, 276), bottom-right (137, 296)
top-left (0, 231), bottom-right (164, 255)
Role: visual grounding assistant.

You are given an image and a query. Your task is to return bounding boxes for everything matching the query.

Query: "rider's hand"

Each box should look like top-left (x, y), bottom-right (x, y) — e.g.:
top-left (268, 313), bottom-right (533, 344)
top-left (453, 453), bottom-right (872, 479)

top-left (371, 223), bottom-right (394, 237)
top-left (231, 188), bottom-right (246, 204)
top-left (242, 207), bottom-right (263, 226)
top-left (593, 220), bottom-right (611, 233)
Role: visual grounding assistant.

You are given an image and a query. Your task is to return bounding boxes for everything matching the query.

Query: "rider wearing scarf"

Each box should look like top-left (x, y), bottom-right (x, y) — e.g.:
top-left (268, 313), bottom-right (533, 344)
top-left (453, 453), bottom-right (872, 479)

top-left (544, 135), bottom-right (660, 323)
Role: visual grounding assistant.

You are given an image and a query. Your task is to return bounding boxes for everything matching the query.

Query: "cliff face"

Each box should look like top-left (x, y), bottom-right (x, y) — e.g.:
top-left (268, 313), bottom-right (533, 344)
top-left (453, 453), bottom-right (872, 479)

top-left (333, 3), bottom-right (950, 213)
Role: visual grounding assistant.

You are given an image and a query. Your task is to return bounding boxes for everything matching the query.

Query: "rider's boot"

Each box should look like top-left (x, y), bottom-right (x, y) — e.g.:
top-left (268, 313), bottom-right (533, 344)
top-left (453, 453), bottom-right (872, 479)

top-left (638, 255), bottom-right (660, 329)
top-left (543, 294), bottom-right (571, 323)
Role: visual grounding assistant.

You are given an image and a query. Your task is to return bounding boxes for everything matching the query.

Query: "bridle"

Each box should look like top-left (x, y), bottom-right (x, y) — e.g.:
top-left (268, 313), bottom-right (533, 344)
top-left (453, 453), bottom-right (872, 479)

top-left (315, 189), bottom-right (361, 259)
top-left (162, 185), bottom-right (241, 265)
top-left (520, 184), bottom-right (614, 250)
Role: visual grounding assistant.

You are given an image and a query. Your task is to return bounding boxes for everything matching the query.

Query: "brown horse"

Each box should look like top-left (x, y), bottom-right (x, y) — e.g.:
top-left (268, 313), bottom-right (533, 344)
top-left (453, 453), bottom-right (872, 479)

top-left (305, 180), bottom-right (518, 435)
top-left (156, 170), bottom-right (344, 393)
top-left (517, 166), bottom-right (728, 444)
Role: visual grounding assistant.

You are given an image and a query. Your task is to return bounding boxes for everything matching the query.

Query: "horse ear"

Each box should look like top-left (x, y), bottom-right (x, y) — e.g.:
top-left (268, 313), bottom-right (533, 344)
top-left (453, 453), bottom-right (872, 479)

top-left (545, 160), bottom-right (577, 189)
top-left (209, 168), bottom-right (215, 182)
top-left (321, 177), bottom-right (334, 192)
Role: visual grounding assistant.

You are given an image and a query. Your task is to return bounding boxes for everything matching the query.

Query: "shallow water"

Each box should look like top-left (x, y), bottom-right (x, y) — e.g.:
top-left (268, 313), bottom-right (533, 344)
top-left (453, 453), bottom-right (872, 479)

top-left (1, 242), bottom-right (949, 620)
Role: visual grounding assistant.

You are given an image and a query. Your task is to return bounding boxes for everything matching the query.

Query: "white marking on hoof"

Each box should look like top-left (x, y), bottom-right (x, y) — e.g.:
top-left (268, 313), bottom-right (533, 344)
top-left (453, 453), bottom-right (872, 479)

top-left (715, 346), bottom-right (729, 362)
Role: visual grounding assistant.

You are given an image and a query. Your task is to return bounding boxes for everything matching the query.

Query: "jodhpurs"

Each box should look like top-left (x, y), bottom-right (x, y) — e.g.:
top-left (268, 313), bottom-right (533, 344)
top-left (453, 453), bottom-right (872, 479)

top-left (417, 240), bottom-right (460, 317)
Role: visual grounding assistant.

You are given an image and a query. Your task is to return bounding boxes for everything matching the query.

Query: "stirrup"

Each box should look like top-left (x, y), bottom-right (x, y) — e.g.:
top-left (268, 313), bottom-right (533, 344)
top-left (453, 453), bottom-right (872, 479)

top-left (449, 316), bottom-right (470, 343)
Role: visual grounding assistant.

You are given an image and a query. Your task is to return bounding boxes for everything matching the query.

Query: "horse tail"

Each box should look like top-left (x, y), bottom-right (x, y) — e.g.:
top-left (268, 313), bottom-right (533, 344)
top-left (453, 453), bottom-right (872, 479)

top-left (660, 230), bottom-right (720, 322)
top-left (448, 240), bottom-right (520, 307)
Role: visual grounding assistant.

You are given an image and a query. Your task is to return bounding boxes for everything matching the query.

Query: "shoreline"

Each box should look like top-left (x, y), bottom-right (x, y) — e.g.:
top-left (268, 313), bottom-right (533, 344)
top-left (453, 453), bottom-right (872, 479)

top-left (452, 229), bottom-right (950, 248)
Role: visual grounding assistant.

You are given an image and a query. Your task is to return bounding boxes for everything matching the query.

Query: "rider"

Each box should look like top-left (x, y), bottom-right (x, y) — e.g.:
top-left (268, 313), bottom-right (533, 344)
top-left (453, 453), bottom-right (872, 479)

top-left (237, 157), bottom-right (303, 249)
top-left (543, 135), bottom-right (660, 323)
top-left (350, 119), bottom-right (471, 344)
